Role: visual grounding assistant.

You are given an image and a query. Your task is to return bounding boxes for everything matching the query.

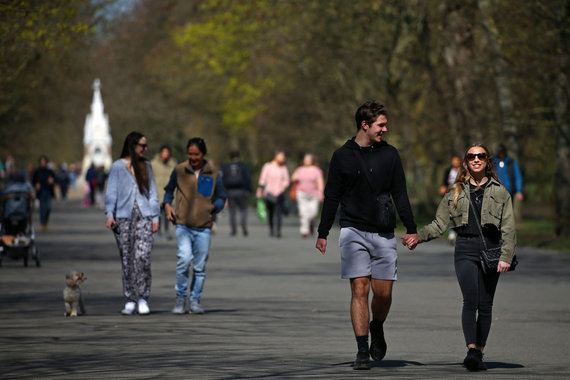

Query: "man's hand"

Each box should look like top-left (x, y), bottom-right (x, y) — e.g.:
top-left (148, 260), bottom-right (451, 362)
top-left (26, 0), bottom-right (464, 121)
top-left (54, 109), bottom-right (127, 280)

top-left (316, 238), bottom-right (327, 255)
top-left (401, 233), bottom-right (419, 250)
top-left (164, 203), bottom-right (176, 222)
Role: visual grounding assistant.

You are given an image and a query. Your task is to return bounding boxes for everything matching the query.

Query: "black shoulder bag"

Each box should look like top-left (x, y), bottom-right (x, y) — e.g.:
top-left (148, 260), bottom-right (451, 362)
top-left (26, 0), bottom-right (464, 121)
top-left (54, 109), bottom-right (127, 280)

top-left (353, 150), bottom-right (396, 231)
top-left (466, 185), bottom-right (518, 274)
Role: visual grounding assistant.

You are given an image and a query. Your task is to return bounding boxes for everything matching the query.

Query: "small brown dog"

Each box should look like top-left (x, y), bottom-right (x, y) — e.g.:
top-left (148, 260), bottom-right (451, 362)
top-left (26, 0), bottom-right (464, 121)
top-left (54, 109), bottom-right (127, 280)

top-left (63, 271), bottom-right (86, 317)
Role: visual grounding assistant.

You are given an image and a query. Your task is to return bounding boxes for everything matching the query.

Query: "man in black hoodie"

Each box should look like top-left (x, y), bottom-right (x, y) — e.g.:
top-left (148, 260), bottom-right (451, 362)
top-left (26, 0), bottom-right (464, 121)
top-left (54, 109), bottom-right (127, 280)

top-left (316, 101), bottom-right (419, 370)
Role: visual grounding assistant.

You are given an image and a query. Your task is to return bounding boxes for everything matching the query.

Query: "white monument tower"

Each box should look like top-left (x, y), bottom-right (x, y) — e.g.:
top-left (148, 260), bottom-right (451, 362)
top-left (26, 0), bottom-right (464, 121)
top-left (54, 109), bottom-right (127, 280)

top-left (81, 78), bottom-right (112, 179)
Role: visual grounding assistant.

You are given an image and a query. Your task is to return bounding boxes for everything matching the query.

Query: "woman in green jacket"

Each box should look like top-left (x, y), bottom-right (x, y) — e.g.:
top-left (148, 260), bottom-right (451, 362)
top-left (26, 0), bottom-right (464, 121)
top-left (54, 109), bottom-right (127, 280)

top-left (403, 143), bottom-right (516, 371)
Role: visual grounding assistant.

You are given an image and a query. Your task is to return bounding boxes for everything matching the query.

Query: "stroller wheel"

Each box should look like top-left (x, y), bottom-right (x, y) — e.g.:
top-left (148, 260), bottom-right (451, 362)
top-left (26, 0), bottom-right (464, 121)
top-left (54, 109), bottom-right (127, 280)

top-left (34, 249), bottom-right (41, 267)
top-left (30, 244), bottom-right (40, 267)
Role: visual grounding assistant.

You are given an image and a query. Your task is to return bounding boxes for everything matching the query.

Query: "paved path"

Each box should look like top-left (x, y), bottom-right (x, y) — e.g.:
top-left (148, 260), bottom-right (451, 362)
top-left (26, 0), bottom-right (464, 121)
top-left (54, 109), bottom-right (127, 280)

top-left (0, 200), bottom-right (568, 379)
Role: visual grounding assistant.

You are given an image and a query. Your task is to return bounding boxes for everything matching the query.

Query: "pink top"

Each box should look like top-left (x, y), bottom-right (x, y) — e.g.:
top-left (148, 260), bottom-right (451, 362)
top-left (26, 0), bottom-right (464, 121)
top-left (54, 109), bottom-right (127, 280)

top-left (293, 166), bottom-right (323, 196)
top-left (258, 162), bottom-right (290, 197)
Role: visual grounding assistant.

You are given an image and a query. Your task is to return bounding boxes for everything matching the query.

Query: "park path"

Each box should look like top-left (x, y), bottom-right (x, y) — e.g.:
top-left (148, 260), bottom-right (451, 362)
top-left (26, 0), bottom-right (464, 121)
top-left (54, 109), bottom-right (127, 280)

top-left (0, 199), bottom-right (568, 379)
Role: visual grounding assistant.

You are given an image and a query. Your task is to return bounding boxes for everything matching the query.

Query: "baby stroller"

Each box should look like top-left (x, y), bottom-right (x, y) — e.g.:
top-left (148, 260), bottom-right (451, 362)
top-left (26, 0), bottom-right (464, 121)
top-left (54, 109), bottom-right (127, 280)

top-left (0, 182), bottom-right (40, 267)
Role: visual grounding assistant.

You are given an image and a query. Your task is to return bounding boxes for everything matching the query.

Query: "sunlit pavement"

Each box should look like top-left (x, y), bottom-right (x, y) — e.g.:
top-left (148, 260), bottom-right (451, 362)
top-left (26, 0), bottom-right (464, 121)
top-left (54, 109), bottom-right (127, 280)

top-left (0, 199), bottom-right (568, 379)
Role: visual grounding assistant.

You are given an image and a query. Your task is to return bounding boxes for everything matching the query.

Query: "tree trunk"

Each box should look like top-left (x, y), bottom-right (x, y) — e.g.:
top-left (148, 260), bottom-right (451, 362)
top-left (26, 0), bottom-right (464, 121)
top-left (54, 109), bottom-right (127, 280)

top-left (554, 1), bottom-right (570, 236)
top-left (478, 0), bottom-right (519, 158)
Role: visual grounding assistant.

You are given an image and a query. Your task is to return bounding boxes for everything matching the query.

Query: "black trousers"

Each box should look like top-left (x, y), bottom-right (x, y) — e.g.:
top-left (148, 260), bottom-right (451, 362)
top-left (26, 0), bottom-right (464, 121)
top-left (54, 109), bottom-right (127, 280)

top-left (454, 236), bottom-right (501, 348)
top-left (227, 189), bottom-right (248, 234)
top-left (264, 193), bottom-right (285, 236)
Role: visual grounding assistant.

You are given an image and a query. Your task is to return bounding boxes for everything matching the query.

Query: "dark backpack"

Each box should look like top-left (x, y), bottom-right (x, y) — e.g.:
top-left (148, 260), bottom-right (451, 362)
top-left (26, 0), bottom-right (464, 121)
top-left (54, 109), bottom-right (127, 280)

top-left (223, 163), bottom-right (243, 189)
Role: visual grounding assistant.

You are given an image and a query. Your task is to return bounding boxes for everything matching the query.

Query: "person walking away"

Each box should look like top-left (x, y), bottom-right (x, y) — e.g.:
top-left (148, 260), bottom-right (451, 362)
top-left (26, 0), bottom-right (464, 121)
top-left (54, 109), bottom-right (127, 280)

top-left (256, 150), bottom-right (290, 238)
top-left (492, 143), bottom-right (523, 222)
top-left (32, 155), bottom-right (56, 231)
top-left (221, 150), bottom-right (252, 236)
top-left (105, 131), bottom-right (160, 315)
top-left (439, 155), bottom-right (462, 244)
top-left (163, 138), bottom-right (226, 314)
top-left (85, 164), bottom-right (98, 206)
top-left (291, 153), bottom-right (324, 238)
top-left (151, 144), bottom-right (177, 240)
top-left (315, 101), bottom-right (418, 370)
top-left (55, 163), bottom-right (70, 202)
top-left (403, 143), bottom-right (516, 371)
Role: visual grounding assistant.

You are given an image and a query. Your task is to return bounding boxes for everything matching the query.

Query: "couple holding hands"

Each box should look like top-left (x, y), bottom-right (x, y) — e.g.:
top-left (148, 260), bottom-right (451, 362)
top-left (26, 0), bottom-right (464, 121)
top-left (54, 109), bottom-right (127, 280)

top-left (315, 101), bottom-right (516, 371)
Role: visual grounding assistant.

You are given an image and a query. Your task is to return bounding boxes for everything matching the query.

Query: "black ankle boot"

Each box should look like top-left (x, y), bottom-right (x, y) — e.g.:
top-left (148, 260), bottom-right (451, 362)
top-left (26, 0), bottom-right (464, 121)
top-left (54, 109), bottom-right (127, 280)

top-left (463, 348), bottom-right (483, 371)
top-left (369, 320), bottom-right (387, 361)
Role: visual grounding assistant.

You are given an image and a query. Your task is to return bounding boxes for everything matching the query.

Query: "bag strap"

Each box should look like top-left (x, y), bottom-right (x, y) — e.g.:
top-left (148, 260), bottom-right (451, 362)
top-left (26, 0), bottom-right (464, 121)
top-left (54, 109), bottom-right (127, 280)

top-left (464, 184), bottom-right (489, 251)
top-left (352, 150), bottom-right (380, 195)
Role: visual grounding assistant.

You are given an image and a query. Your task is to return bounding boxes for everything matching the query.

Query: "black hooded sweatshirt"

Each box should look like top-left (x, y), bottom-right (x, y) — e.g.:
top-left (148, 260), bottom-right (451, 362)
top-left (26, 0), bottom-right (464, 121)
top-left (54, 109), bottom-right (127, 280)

top-left (317, 138), bottom-right (417, 239)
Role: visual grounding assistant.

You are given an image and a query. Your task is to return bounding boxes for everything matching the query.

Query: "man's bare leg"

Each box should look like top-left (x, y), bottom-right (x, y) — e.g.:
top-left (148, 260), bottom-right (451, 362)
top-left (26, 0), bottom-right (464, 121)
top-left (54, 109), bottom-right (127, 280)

top-left (350, 277), bottom-right (372, 369)
top-left (369, 278), bottom-right (393, 361)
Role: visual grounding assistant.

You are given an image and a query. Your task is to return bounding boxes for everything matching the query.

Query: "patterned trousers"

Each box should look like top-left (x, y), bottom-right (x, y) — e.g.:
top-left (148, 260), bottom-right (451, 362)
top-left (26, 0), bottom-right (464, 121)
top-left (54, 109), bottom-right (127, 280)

top-left (115, 203), bottom-right (154, 302)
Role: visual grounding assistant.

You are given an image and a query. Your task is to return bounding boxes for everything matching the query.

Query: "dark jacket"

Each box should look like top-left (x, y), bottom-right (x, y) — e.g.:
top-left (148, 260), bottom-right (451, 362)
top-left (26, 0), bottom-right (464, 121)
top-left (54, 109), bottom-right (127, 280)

top-left (318, 138), bottom-right (417, 239)
top-left (32, 167), bottom-right (55, 197)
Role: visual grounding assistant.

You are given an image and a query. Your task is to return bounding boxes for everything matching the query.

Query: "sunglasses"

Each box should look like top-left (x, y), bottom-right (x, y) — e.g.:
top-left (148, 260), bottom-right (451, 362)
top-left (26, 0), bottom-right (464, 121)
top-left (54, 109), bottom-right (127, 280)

top-left (137, 143), bottom-right (148, 149)
top-left (466, 153), bottom-right (488, 161)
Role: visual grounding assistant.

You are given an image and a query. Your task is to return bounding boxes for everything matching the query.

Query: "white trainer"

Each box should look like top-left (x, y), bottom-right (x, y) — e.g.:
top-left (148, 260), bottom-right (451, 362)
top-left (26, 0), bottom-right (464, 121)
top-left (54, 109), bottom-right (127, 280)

top-left (189, 300), bottom-right (205, 314)
top-left (138, 299), bottom-right (150, 315)
top-left (121, 301), bottom-right (136, 315)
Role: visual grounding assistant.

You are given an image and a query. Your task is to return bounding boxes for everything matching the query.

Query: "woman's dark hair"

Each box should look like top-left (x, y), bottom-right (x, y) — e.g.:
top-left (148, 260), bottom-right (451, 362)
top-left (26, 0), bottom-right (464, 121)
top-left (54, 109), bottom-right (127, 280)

top-left (355, 101), bottom-right (388, 130)
top-left (120, 131), bottom-right (149, 195)
top-left (186, 137), bottom-right (207, 155)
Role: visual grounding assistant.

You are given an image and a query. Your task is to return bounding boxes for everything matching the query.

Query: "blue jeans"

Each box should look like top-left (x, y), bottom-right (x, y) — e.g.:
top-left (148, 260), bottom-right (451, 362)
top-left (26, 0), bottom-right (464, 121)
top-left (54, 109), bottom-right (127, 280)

top-left (38, 192), bottom-right (52, 225)
top-left (175, 225), bottom-right (211, 301)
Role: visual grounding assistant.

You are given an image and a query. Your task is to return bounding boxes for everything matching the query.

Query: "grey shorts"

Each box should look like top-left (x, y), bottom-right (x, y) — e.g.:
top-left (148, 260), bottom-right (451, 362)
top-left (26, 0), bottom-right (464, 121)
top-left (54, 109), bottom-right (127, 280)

top-left (339, 227), bottom-right (397, 280)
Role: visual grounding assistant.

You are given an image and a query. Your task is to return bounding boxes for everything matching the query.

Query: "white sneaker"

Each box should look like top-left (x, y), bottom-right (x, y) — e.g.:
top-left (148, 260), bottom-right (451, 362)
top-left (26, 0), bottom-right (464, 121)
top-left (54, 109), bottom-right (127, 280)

top-left (138, 299), bottom-right (150, 315)
top-left (189, 300), bottom-right (205, 314)
top-left (121, 301), bottom-right (136, 315)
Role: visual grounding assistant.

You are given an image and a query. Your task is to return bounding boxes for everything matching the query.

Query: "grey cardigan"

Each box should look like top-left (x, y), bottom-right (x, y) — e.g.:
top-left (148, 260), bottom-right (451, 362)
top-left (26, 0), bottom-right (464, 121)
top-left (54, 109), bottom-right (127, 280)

top-left (105, 159), bottom-right (160, 222)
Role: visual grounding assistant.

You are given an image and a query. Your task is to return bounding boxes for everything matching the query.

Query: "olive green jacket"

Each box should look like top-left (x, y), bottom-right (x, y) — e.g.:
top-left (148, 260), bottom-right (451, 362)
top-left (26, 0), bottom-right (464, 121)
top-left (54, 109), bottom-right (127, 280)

top-left (418, 178), bottom-right (516, 264)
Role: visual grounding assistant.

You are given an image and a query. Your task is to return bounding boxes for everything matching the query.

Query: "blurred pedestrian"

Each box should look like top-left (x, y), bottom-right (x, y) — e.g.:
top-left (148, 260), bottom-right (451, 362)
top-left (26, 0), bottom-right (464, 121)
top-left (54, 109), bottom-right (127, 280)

top-left (405, 143), bottom-right (516, 371)
top-left (105, 131), bottom-right (160, 315)
top-left (96, 166), bottom-right (107, 205)
top-left (316, 101), bottom-right (418, 370)
top-left (492, 143), bottom-right (523, 221)
top-left (32, 155), bottom-right (56, 231)
top-left (5, 155), bottom-right (15, 178)
top-left (291, 153), bottom-right (324, 238)
top-left (55, 163), bottom-right (70, 201)
top-left (256, 150), bottom-right (290, 238)
top-left (164, 137), bottom-right (226, 314)
top-left (439, 155), bottom-right (462, 244)
top-left (151, 144), bottom-right (177, 240)
top-left (85, 163), bottom-right (97, 206)
top-left (221, 150), bottom-right (252, 236)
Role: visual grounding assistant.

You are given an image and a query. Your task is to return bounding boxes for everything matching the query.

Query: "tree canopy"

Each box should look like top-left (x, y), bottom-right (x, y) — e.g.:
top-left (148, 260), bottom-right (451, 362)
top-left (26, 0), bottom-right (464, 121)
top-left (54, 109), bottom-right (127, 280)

top-left (1, 0), bottom-right (568, 234)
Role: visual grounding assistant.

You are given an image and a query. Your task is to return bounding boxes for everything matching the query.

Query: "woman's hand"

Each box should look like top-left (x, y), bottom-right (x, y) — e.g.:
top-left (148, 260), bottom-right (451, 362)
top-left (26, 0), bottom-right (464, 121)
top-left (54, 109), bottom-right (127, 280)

top-left (152, 221), bottom-right (159, 233)
top-left (256, 187), bottom-right (263, 199)
top-left (497, 261), bottom-right (511, 273)
top-left (402, 233), bottom-right (419, 250)
top-left (105, 217), bottom-right (116, 230)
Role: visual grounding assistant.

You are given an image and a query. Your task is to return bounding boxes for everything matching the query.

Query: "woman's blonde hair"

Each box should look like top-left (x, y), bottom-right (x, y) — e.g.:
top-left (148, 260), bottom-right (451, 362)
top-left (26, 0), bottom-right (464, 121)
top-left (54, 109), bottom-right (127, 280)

top-left (451, 143), bottom-right (500, 207)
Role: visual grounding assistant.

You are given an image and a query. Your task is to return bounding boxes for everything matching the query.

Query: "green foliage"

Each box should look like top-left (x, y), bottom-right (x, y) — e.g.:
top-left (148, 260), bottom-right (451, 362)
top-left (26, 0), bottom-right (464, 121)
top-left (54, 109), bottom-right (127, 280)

top-left (1, 0), bottom-right (569, 236)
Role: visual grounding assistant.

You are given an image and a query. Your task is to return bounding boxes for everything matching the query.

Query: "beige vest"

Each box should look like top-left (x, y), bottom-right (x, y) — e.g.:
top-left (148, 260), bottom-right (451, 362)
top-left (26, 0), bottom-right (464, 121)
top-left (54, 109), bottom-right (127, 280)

top-left (174, 161), bottom-right (217, 228)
